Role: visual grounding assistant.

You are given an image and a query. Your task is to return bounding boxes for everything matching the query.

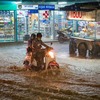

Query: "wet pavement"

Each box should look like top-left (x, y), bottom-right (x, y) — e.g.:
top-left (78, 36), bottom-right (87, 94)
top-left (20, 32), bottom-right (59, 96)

top-left (0, 42), bottom-right (100, 100)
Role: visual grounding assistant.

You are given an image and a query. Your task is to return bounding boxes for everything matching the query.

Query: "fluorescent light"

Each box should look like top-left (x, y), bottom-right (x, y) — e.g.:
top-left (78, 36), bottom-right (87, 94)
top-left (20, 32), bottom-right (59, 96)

top-left (58, 2), bottom-right (67, 5)
top-left (13, 1), bottom-right (22, 4)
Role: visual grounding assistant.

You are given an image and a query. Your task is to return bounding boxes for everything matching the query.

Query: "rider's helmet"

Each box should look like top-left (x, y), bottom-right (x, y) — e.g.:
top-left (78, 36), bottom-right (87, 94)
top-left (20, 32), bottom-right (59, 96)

top-left (37, 33), bottom-right (42, 38)
top-left (31, 33), bottom-right (36, 39)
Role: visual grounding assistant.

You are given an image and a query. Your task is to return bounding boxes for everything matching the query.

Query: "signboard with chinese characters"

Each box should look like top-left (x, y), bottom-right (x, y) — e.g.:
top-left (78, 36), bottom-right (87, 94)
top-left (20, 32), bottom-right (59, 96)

top-left (67, 11), bottom-right (95, 21)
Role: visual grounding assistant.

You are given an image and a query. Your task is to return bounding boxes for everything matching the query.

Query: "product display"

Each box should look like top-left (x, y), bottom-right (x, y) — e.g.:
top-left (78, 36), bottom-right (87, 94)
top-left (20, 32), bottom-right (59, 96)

top-left (73, 21), bottom-right (100, 39)
top-left (0, 10), bottom-right (14, 40)
top-left (17, 17), bottom-right (25, 35)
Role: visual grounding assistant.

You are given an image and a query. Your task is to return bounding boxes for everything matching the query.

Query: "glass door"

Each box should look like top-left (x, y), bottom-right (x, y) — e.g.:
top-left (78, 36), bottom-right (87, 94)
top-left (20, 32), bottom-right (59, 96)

top-left (39, 10), bottom-right (53, 40)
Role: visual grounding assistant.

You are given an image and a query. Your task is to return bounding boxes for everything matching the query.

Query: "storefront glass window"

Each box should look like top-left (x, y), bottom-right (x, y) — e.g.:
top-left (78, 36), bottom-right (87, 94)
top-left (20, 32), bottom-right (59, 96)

top-left (28, 13), bottom-right (38, 34)
top-left (17, 10), bottom-right (26, 41)
top-left (0, 10), bottom-right (14, 42)
top-left (17, 10), bottom-right (39, 41)
top-left (39, 10), bottom-right (53, 39)
top-left (17, 9), bottom-right (72, 41)
top-left (54, 11), bottom-right (70, 39)
top-left (54, 11), bottom-right (68, 31)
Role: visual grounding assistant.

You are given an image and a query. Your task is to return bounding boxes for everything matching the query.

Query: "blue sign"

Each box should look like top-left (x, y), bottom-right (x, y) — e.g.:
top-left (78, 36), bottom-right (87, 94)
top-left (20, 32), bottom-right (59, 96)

top-left (28, 10), bottom-right (38, 14)
top-left (38, 5), bottom-right (55, 10)
top-left (40, 20), bottom-right (50, 24)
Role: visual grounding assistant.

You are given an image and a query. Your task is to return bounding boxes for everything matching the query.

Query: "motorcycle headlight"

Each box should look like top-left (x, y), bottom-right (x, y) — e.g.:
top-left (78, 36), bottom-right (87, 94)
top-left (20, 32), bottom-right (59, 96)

top-left (48, 51), bottom-right (55, 58)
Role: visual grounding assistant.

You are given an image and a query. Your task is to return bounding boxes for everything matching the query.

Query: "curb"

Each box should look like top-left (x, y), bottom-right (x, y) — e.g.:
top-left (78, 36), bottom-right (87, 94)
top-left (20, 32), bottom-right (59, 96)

top-left (24, 40), bottom-right (58, 44)
top-left (0, 40), bottom-right (58, 47)
top-left (0, 41), bottom-right (24, 47)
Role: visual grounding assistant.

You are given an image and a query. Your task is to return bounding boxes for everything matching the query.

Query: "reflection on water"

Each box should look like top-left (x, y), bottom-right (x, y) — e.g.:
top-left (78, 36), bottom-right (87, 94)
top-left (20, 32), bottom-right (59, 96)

top-left (0, 66), bottom-right (100, 100)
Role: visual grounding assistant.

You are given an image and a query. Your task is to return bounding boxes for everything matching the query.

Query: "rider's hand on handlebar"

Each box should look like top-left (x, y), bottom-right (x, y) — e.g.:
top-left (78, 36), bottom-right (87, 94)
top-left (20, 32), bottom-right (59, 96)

top-left (46, 46), bottom-right (53, 50)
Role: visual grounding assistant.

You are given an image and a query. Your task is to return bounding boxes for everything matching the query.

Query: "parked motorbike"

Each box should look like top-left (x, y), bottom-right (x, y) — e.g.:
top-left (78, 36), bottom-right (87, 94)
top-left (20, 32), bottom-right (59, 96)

top-left (57, 27), bottom-right (72, 43)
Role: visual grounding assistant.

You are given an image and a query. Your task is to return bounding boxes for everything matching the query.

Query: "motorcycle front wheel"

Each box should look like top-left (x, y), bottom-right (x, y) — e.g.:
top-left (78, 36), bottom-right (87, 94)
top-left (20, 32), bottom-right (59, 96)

top-left (47, 61), bottom-right (59, 69)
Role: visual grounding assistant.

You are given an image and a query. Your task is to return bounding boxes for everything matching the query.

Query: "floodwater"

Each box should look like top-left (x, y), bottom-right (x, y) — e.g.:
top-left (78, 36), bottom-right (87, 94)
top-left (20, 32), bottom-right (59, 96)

top-left (0, 42), bottom-right (100, 100)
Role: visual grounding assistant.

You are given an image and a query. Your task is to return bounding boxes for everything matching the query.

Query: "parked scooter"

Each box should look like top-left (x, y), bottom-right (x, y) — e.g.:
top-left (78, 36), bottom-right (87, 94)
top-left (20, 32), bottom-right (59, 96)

top-left (57, 27), bottom-right (72, 43)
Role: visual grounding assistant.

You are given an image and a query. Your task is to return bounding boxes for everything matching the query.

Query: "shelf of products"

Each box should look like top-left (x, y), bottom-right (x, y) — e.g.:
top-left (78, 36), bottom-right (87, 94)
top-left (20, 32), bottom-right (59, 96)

top-left (72, 21), bottom-right (99, 39)
top-left (17, 17), bottom-right (25, 35)
top-left (0, 12), bottom-right (14, 39)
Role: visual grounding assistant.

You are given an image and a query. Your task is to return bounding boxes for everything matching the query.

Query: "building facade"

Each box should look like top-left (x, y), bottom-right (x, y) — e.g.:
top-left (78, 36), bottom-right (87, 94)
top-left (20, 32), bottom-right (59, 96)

top-left (0, 1), bottom-right (68, 42)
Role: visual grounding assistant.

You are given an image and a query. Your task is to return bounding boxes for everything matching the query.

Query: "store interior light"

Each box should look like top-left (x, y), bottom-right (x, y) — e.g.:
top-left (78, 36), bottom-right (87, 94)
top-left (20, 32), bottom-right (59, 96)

top-left (58, 2), bottom-right (67, 5)
top-left (13, 1), bottom-right (22, 4)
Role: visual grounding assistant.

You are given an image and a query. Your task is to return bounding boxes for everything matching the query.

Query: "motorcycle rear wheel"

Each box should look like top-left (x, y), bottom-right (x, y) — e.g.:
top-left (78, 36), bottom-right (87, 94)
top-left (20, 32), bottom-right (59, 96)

top-left (58, 36), bottom-right (64, 43)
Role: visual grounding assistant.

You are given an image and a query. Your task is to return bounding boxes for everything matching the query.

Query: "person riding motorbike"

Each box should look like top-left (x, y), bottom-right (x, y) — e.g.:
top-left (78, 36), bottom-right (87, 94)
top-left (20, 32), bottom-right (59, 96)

top-left (33, 33), bottom-right (51, 70)
top-left (28, 33), bottom-right (36, 48)
top-left (27, 33), bottom-right (36, 63)
top-left (23, 47), bottom-right (33, 70)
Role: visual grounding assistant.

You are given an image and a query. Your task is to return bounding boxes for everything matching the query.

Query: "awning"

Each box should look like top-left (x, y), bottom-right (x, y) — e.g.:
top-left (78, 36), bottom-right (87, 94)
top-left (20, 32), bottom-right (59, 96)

top-left (60, 2), bottom-right (100, 12)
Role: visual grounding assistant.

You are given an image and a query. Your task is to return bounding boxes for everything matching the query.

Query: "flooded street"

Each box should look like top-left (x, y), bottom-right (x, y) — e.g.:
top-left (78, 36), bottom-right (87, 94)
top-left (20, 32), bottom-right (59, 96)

top-left (0, 42), bottom-right (100, 100)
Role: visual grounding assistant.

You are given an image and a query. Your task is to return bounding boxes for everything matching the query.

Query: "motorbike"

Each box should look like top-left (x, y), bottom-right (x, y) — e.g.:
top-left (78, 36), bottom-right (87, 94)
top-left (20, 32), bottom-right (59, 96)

top-left (45, 47), bottom-right (59, 70)
top-left (31, 44), bottom-right (59, 71)
top-left (57, 27), bottom-right (72, 43)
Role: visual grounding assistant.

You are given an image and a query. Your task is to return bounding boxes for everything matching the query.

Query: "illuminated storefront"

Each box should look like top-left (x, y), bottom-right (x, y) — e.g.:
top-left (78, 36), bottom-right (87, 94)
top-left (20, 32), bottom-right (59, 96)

top-left (67, 11), bottom-right (100, 39)
top-left (0, 3), bottom-right (68, 42)
top-left (17, 5), bottom-right (38, 41)
top-left (17, 4), bottom-right (68, 41)
top-left (0, 4), bottom-right (17, 42)
top-left (17, 4), bottom-right (55, 41)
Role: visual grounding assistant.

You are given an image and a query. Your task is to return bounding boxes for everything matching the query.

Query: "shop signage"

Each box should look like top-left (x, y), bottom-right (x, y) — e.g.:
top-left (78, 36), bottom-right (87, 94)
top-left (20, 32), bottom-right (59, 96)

top-left (17, 5), bottom-right (55, 10)
top-left (42, 19), bottom-right (50, 24)
top-left (68, 11), bottom-right (95, 21)
top-left (28, 10), bottom-right (38, 14)
top-left (17, 5), bottom-right (38, 10)
top-left (38, 5), bottom-right (55, 10)
top-left (43, 11), bottom-right (49, 19)
top-left (0, 4), bottom-right (17, 10)
top-left (69, 11), bottom-right (82, 18)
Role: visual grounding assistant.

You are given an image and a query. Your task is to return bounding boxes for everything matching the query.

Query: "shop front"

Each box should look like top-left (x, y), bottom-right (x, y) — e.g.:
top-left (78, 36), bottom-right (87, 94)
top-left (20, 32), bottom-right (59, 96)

top-left (17, 4), bottom-right (56, 41)
top-left (17, 4), bottom-right (70, 41)
top-left (17, 5), bottom-right (38, 41)
top-left (0, 3), bottom-right (72, 42)
top-left (68, 10), bottom-right (100, 57)
top-left (0, 3), bottom-right (17, 42)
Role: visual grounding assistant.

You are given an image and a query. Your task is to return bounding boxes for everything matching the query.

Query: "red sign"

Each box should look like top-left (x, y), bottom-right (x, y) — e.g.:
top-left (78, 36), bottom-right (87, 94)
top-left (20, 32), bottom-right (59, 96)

top-left (68, 11), bottom-right (95, 21)
top-left (69, 11), bottom-right (82, 18)
top-left (43, 11), bottom-right (49, 19)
